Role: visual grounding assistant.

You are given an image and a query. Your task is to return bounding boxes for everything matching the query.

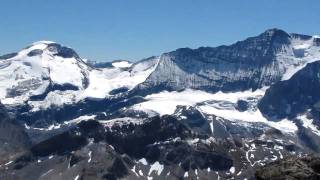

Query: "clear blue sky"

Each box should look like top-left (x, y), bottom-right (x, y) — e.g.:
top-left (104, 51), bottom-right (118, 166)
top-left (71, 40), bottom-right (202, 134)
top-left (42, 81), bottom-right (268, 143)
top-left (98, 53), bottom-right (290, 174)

top-left (0, 0), bottom-right (319, 61)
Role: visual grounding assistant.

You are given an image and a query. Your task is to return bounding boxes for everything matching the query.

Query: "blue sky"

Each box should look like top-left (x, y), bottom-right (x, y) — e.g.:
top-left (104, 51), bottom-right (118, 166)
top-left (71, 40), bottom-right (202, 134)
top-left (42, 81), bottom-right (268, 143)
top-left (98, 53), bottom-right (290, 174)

top-left (0, 0), bottom-right (319, 61)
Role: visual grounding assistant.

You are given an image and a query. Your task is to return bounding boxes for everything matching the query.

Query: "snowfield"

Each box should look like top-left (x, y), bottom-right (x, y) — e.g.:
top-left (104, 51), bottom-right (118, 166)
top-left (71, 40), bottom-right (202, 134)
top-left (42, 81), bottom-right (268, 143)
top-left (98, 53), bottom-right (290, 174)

top-left (132, 88), bottom-right (298, 134)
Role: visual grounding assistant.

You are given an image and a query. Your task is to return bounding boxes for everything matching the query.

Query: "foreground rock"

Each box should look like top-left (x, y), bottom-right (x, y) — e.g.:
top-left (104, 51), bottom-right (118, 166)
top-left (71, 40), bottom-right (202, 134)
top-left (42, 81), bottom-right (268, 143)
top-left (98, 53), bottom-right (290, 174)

top-left (255, 155), bottom-right (320, 180)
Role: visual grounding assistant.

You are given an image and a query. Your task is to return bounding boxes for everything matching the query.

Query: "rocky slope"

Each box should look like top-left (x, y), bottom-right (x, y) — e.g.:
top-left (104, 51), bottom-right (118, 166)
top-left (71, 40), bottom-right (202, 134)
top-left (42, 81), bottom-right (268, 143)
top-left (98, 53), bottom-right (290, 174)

top-left (135, 29), bottom-right (320, 95)
top-left (0, 112), bottom-right (305, 180)
top-left (255, 155), bottom-right (320, 180)
top-left (0, 103), bottom-right (30, 165)
top-left (259, 60), bottom-right (320, 122)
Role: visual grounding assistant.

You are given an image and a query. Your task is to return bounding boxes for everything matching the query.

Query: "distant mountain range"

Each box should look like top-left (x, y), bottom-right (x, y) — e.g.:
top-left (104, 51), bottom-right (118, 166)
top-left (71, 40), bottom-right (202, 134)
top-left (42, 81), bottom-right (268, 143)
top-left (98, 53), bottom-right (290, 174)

top-left (1, 29), bottom-right (320, 180)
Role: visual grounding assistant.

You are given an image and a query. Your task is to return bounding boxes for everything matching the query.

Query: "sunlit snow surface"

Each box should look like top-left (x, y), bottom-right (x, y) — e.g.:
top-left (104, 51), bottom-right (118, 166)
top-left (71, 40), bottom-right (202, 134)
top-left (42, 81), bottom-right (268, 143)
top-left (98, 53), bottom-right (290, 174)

top-left (0, 42), bottom-right (159, 111)
top-left (111, 61), bottom-right (132, 68)
top-left (132, 88), bottom-right (298, 134)
top-left (281, 36), bottom-right (320, 80)
top-left (298, 113), bottom-right (320, 136)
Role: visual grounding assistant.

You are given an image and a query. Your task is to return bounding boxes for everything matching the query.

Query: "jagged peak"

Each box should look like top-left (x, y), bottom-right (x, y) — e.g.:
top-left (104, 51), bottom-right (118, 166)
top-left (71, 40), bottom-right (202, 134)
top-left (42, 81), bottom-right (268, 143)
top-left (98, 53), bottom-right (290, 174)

top-left (261, 28), bottom-right (290, 37)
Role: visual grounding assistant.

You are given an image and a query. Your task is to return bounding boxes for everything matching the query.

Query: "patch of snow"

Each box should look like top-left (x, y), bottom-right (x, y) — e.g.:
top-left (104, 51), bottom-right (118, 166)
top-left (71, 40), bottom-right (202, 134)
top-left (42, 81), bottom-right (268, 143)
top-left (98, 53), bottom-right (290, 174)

top-left (4, 161), bottom-right (13, 166)
top-left (99, 117), bottom-right (142, 127)
top-left (40, 169), bottom-right (53, 177)
top-left (67, 115), bottom-right (96, 124)
top-left (139, 170), bottom-right (144, 176)
top-left (298, 114), bottom-right (320, 136)
top-left (279, 151), bottom-right (283, 159)
top-left (229, 166), bottom-right (235, 174)
top-left (184, 171), bottom-right (188, 177)
top-left (148, 161), bottom-right (164, 176)
top-left (139, 158), bottom-right (148, 165)
top-left (88, 151), bottom-right (92, 163)
top-left (281, 36), bottom-right (320, 80)
top-left (131, 165), bottom-right (139, 176)
top-left (112, 61), bottom-right (132, 68)
top-left (74, 175), bottom-right (80, 180)
top-left (210, 121), bottom-right (214, 133)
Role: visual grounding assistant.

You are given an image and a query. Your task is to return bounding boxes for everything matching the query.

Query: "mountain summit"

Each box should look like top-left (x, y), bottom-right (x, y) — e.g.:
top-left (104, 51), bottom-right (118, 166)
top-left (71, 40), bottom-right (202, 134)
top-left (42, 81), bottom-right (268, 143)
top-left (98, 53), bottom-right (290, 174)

top-left (136, 28), bottom-right (320, 95)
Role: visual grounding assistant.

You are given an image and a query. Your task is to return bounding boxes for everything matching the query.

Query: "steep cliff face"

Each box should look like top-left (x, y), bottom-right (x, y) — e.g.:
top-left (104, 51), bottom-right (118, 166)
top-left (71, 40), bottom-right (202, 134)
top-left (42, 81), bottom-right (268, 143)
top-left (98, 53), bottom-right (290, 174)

top-left (136, 29), bottom-right (320, 95)
top-left (259, 61), bottom-right (320, 120)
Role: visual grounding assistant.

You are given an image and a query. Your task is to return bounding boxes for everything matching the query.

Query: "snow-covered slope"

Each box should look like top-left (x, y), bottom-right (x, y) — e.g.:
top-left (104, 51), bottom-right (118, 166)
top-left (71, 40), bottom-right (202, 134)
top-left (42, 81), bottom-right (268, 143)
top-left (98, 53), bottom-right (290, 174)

top-left (131, 88), bottom-right (297, 134)
top-left (0, 41), bottom-right (89, 104)
top-left (0, 42), bottom-right (159, 112)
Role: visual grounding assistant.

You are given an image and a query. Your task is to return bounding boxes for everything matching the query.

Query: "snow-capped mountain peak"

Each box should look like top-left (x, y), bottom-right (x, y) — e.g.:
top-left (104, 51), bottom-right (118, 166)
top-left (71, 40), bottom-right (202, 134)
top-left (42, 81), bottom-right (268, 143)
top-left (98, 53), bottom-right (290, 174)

top-left (0, 41), bottom-right (90, 105)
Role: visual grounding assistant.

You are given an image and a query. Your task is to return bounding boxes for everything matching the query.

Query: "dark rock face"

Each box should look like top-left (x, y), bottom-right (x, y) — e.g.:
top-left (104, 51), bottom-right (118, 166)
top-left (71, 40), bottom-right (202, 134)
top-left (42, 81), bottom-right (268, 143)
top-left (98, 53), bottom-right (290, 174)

top-left (236, 99), bottom-right (249, 112)
top-left (13, 94), bottom-right (145, 128)
top-left (135, 29), bottom-right (291, 95)
top-left (87, 61), bottom-right (113, 68)
top-left (0, 52), bottom-right (18, 60)
top-left (109, 87), bottom-right (129, 95)
top-left (0, 113), bottom-right (311, 180)
top-left (314, 37), bottom-right (320, 46)
top-left (0, 103), bottom-right (31, 164)
top-left (104, 115), bottom-right (194, 158)
top-left (30, 131), bottom-right (88, 156)
top-left (146, 140), bottom-right (233, 171)
top-left (255, 155), bottom-right (320, 180)
top-left (47, 43), bottom-right (80, 59)
top-left (27, 49), bottom-right (43, 57)
top-left (174, 106), bottom-right (212, 135)
top-left (259, 61), bottom-right (320, 121)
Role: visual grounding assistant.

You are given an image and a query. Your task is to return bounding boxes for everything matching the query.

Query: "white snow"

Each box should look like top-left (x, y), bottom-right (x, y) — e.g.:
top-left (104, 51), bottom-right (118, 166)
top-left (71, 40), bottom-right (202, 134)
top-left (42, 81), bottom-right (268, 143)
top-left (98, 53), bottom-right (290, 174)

top-left (0, 42), bottom-right (160, 112)
top-left (131, 166), bottom-right (139, 176)
top-left (229, 166), bottom-right (235, 174)
top-left (132, 88), bottom-right (265, 116)
top-left (298, 114), bottom-right (320, 136)
top-left (40, 169), bottom-right (53, 177)
top-left (67, 115), bottom-right (96, 124)
top-left (131, 88), bottom-right (298, 134)
top-left (281, 35), bottom-right (320, 80)
top-left (112, 61), bottom-right (132, 68)
top-left (139, 170), bottom-right (144, 176)
top-left (139, 158), bottom-right (148, 165)
top-left (148, 161), bottom-right (164, 176)
top-left (4, 161), bottom-right (13, 166)
top-left (88, 151), bottom-right (92, 163)
top-left (74, 175), bottom-right (80, 180)
top-left (0, 41), bottom-right (88, 107)
top-left (99, 117), bottom-right (143, 127)
top-left (82, 66), bottom-right (153, 99)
